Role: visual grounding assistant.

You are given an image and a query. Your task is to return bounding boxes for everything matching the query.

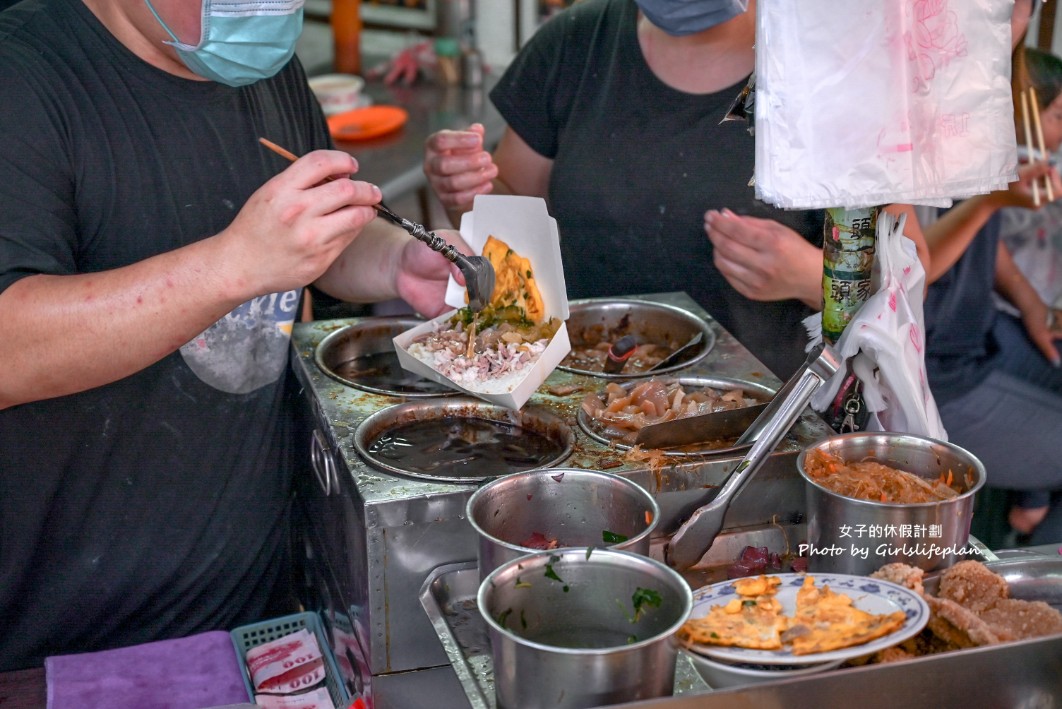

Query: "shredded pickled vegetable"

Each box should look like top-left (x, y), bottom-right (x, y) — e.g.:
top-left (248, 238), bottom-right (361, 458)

top-left (803, 448), bottom-right (960, 503)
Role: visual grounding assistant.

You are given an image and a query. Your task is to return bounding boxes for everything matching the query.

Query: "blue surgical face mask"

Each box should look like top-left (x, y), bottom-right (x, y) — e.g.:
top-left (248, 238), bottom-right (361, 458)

top-left (145, 0), bottom-right (304, 87)
top-left (634, 0), bottom-right (749, 36)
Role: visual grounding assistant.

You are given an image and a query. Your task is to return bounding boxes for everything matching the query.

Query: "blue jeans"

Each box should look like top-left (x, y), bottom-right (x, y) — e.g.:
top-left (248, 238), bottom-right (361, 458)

top-left (991, 313), bottom-right (1062, 394)
top-left (939, 314), bottom-right (1062, 542)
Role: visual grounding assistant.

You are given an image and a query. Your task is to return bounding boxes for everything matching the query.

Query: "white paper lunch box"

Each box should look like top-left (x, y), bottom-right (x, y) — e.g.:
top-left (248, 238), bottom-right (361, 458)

top-left (393, 195), bottom-right (570, 410)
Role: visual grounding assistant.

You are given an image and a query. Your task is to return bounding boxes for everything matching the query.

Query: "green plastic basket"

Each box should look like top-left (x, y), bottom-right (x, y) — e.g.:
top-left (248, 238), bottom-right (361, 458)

top-left (230, 611), bottom-right (351, 707)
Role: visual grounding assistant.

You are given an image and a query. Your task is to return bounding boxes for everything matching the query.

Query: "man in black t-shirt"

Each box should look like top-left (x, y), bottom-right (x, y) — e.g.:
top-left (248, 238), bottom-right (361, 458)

top-left (0, 0), bottom-right (460, 671)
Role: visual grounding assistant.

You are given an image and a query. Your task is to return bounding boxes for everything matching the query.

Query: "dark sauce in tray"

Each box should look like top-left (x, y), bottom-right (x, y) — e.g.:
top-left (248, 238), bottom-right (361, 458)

top-left (334, 351), bottom-right (450, 395)
top-left (366, 416), bottom-right (563, 479)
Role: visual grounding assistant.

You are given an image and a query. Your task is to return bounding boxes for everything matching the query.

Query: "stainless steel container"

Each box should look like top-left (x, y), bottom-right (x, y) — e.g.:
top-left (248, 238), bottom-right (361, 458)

top-left (576, 375), bottom-right (776, 457)
top-left (352, 398), bottom-right (575, 484)
top-left (797, 432), bottom-right (986, 575)
top-left (478, 548), bottom-right (693, 709)
top-left (314, 317), bottom-right (453, 397)
top-left (466, 468), bottom-right (660, 581)
top-left (559, 299), bottom-right (717, 378)
top-left (290, 292), bottom-right (834, 708)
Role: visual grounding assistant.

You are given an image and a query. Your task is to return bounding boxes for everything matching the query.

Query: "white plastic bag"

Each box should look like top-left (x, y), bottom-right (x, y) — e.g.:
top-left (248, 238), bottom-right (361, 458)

top-left (755, 0), bottom-right (1016, 209)
top-left (806, 211), bottom-right (947, 439)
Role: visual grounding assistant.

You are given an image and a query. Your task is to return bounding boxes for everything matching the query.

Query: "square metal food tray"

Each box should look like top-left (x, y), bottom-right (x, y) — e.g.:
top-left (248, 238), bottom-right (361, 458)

top-left (418, 561), bottom-right (710, 709)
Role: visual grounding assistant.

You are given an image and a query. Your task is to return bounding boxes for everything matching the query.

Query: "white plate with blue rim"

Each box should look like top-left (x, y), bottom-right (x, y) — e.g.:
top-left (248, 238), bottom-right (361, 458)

top-left (685, 572), bottom-right (930, 666)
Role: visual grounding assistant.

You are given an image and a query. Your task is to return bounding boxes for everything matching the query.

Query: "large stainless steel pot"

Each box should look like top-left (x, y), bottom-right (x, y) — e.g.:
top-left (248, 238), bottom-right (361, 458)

top-left (479, 548), bottom-right (693, 709)
top-left (466, 468), bottom-right (660, 582)
top-left (798, 432), bottom-right (986, 575)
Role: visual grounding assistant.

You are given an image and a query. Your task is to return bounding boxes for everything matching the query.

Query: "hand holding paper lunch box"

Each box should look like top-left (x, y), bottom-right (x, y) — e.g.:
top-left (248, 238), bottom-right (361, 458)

top-left (394, 196), bottom-right (571, 410)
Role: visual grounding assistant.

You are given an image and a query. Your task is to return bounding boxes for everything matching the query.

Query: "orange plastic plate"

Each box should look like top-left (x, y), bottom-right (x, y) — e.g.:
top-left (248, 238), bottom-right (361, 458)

top-left (327, 105), bottom-right (409, 141)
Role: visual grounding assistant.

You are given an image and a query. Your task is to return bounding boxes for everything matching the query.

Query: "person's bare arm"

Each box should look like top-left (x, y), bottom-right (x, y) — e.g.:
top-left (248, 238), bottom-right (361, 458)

top-left (492, 127), bottom-right (553, 200)
top-left (924, 161), bottom-right (1059, 283)
top-left (922, 194), bottom-right (1005, 283)
top-left (314, 217), bottom-right (462, 318)
top-left (0, 150), bottom-right (379, 410)
top-left (994, 240), bottom-right (1060, 365)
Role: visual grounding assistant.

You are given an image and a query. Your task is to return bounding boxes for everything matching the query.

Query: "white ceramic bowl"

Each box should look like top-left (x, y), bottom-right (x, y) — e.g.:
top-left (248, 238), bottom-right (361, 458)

top-left (308, 73), bottom-right (365, 116)
top-left (683, 649), bottom-right (844, 689)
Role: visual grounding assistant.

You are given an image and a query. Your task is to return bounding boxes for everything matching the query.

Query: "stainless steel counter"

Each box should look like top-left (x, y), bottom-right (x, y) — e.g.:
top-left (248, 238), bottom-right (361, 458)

top-left (290, 291), bottom-right (833, 708)
top-left (421, 544), bottom-right (1062, 709)
top-left (613, 632), bottom-right (1062, 709)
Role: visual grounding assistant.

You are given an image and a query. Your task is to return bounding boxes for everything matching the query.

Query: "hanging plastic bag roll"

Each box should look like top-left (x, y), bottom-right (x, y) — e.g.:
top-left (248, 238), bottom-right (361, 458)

top-left (805, 210), bottom-right (947, 439)
top-left (755, 0), bottom-right (1016, 210)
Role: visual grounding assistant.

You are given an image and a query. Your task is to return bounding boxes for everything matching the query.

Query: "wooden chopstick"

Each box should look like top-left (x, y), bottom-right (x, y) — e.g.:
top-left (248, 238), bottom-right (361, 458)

top-left (1021, 90), bottom-right (1041, 207)
top-left (259, 137), bottom-right (298, 163)
top-left (259, 137), bottom-right (344, 185)
top-left (258, 136), bottom-right (419, 232)
top-left (1030, 86), bottom-right (1055, 201)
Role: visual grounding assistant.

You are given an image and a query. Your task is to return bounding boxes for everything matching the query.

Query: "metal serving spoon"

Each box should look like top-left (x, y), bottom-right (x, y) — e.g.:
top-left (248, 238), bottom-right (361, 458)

top-left (370, 202), bottom-right (495, 312)
top-left (258, 138), bottom-right (495, 312)
top-left (647, 331), bottom-right (704, 372)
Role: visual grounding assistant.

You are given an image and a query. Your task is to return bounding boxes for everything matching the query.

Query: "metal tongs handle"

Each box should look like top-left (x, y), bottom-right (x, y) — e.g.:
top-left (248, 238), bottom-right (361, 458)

top-left (373, 202), bottom-right (465, 266)
top-left (664, 343), bottom-right (840, 570)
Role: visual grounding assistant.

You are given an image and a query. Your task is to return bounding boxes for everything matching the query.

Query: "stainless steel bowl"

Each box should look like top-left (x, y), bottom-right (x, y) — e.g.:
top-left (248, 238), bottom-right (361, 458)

top-left (314, 317), bottom-right (454, 397)
top-left (353, 397), bottom-right (575, 483)
top-left (559, 299), bottom-right (716, 378)
top-left (479, 548), bottom-right (693, 709)
top-left (466, 468), bottom-right (660, 582)
top-left (798, 432), bottom-right (986, 575)
top-left (577, 376), bottom-right (776, 456)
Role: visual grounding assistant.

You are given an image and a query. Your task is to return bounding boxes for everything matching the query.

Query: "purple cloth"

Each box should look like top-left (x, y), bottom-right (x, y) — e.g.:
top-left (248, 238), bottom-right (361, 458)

top-left (45, 630), bottom-right (249, 709)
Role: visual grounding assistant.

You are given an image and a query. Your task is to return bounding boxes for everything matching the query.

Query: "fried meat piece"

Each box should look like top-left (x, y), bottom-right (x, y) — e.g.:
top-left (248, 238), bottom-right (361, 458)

top-left (925, 596), bottom-right (1001, 648)
top-left (937, 560), bottom-right (1009, 613)
top-left (871, 645), bottom-right (918, 663)
top-left (979, 598), bottom-right (1062, 641)
top-left (871, 562), bottom-right (926, 596)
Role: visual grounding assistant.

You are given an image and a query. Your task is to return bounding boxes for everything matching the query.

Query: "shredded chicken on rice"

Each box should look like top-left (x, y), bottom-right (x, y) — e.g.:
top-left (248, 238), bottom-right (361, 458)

top-left (406, 307), bottom-right (560, 389)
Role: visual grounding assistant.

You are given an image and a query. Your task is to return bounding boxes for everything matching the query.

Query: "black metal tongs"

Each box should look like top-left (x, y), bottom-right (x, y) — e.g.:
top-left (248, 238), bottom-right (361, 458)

top-left (258, 138), bottom-right (495, 312)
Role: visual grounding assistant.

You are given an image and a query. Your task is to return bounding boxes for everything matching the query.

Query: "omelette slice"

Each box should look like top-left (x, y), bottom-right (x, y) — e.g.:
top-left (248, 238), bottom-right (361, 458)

top-left (782, 576), bottom-right (906, 655)
top-left (678, 575), bottom-right (788, 650)
top-left (733, 574), bottom-right (782, 598)
top-left (482, 235), bottom-right (545, 323)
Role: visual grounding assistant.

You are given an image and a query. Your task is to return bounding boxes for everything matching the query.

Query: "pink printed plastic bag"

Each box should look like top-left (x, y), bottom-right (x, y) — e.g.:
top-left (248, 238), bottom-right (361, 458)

top-left (755, 0), bottom-right (1016, 209)
top-left (807, 211), bottom-right (947, 439)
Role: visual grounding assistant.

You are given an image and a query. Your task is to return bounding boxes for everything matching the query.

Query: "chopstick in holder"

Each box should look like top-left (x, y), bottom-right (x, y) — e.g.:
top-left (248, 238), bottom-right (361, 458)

top-left (1030, 86), bottom-right (1056, 202)
top-left (1021, 90), bottom-right (1042, 207)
